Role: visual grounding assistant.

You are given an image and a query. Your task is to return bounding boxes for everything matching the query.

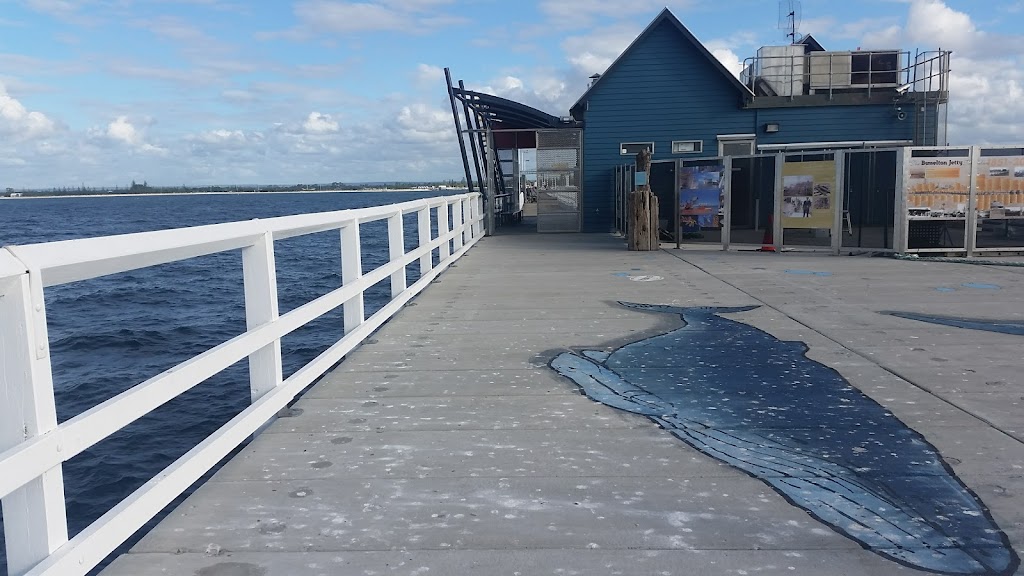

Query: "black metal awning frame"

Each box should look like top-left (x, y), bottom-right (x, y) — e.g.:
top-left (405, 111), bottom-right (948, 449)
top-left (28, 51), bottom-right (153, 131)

top-left (444, 68), bottom-right (581, 234)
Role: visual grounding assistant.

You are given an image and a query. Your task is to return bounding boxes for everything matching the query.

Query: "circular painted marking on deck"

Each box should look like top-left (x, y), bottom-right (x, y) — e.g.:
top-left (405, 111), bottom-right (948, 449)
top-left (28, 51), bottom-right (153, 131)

top-left (961, 282), bottom-right (1001, 290)
top-left (784, 269), bottom-right (833, 277)
top-left (628, 275), bottom-right (663, 282)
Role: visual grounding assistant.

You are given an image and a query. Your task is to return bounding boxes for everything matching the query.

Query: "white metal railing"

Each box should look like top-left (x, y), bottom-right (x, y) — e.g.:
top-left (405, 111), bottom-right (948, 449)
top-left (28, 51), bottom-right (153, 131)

top-left (0, 193), bottom-right (484, 576)
top-left (741, 49), bottom-right (951, 100)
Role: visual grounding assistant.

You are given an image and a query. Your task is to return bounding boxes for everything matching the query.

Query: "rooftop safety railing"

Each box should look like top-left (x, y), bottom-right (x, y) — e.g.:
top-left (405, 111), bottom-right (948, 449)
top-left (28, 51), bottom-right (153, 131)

top-left (741, 49), bottom-right (951, 100)
top-left (0, 193), bottom-right (483, 576)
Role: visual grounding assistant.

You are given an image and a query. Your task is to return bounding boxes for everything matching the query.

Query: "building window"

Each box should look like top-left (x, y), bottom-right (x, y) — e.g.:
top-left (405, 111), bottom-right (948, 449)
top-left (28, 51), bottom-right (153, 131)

top-left (620, 142), bottom-right (654, 155)
top-left (718, 135), bottom-right (756, 156)
top-left (671, 140), bottom-right (703, 154)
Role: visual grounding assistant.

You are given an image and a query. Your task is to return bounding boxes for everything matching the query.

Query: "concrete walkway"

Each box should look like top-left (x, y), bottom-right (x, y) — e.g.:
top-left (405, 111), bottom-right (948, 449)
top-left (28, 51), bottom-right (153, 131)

top-left (104, 234), bottom-right (1024, 575)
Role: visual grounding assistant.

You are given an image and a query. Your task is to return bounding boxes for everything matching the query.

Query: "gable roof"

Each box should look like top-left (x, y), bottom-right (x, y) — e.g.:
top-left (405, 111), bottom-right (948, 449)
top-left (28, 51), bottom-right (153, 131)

top-left (797, 34), bottom-right (826, 52)
top-left (570, 8), bottom-right (752, 115)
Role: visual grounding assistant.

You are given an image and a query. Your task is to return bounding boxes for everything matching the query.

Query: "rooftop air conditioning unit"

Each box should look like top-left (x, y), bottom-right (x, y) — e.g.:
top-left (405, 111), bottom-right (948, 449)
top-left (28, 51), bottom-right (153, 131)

top-left (756, 45), bottom-right (805, 97)
top-left (851, 50), bottom-right (900, 88)
top-left (809, 52), bottom-right (851, 91)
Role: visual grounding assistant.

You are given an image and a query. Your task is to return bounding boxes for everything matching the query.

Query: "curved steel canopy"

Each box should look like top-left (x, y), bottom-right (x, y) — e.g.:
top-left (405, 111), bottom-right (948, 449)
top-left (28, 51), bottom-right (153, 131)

top-left (453, 88), bottom-right (581, 130)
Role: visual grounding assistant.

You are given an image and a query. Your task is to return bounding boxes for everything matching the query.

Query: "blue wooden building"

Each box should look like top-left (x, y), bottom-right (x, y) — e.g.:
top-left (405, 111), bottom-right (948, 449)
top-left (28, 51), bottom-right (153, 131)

top-left (569, 9), bottom-right (949, 232)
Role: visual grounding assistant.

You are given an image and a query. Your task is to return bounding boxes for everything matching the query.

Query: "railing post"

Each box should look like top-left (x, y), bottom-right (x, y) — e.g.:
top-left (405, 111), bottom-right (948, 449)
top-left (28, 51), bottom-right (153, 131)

top-left (0, 269), bottom-right (69, 575)
top-left (966, 146), bottom-right (979, 258)
top-left (242, 232), bottom-right (283, 403)
top-left (466, 196), bottom-right (476, 239)
top-left (387, 211), bottom-right (407, 298)
top-left (477, 194), bottom-right (485, 238)
top-left (417, 205), bottom-right (433, 276)
top-left (438, 202), bottom-right (451, 260)
top-left (340, 221), bottom-right (364, 333)
top-left (453, 198), bottom-right (465, 250)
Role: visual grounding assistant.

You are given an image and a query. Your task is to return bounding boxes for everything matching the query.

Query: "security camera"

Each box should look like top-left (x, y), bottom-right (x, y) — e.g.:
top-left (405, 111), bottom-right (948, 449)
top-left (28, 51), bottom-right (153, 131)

top-left (896, 83), bottom-right (912, 95)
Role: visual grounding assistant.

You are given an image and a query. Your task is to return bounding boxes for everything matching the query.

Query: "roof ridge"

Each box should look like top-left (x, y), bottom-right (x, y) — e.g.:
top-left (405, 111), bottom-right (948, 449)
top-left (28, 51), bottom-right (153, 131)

top-left (570, 8), bottom-right (751, 114)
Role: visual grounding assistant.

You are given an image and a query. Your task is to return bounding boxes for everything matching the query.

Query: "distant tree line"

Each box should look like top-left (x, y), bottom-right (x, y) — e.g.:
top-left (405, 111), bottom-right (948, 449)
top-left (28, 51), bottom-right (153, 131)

top-left (2, 178), bottom-right (468, 198)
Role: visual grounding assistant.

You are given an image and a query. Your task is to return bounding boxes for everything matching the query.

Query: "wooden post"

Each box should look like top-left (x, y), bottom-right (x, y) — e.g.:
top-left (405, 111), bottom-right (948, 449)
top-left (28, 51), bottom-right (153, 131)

top-left (627, 149), bottom-right (660, 250)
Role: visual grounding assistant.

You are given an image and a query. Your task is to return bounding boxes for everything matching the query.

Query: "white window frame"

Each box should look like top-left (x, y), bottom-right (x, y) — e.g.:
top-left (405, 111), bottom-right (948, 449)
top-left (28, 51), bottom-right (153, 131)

top-left (620, 142), bottom-right (654, 156)
top-left (671, 140), bottom-right (703, 154)
top-left (717, 134), bottom-right (756, 156)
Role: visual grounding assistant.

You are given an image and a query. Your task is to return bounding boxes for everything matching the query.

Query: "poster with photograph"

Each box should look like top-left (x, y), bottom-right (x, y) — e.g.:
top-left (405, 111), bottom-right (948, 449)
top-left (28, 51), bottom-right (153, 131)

top-left (975, 151), bottom-right (1024, 215)
top-left (782, 160), bottom-right (835, 229)
top-left (905, 153), bottom-right (970, 218)
top-left (678, 163), bottom-right (724, 235)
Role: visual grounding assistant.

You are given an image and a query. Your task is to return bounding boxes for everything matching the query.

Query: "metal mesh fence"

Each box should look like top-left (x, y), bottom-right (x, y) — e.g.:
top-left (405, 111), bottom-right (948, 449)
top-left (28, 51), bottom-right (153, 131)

top-left (535, 129), bottom-right (582, 232)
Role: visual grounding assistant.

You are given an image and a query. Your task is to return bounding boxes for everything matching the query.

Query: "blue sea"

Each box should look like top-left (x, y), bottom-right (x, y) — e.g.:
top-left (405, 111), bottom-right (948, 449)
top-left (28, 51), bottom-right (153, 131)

top-left (0, 190), bottom-right (445, 573)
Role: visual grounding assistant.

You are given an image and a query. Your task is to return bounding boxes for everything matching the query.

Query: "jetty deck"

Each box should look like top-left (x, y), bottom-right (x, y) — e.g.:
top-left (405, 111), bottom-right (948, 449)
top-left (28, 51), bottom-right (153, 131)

top-left (103, 233), bottom-right (1024, 576)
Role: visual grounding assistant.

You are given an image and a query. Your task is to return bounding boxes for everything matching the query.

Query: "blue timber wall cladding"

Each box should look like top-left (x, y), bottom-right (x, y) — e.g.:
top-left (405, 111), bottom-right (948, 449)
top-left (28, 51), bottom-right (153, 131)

top-left (577, 19), bottom-right (750, 232)
top-left (753, 104), bottom-right (918, 146)
top-left (574, 18), bottom-right (930, 232)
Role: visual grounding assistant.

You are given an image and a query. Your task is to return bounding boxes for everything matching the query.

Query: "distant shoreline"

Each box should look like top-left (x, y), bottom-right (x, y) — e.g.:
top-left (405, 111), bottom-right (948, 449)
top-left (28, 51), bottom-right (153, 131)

top-left (0, 188), bottom-right (468, 200)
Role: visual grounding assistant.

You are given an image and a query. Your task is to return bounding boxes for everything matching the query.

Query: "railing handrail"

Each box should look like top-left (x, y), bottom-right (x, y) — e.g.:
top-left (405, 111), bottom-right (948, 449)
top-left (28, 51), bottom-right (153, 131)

top-left (2, 195), bottom-right (464, 288)
top-left (0, 192), bottom-right (485, 576)
top-left (741, 49), bottom-right (952, 98)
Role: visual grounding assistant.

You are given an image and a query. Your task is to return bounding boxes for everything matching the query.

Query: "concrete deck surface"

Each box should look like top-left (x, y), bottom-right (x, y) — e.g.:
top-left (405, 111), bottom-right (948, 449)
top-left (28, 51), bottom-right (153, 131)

top-left (103, 233), bottom-right (1024, 576)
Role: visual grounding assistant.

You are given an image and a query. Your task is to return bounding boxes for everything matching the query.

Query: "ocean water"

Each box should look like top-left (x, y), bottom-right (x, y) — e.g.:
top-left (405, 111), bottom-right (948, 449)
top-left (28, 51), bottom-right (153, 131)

top-left (0, 191), bottom-right (445, 573)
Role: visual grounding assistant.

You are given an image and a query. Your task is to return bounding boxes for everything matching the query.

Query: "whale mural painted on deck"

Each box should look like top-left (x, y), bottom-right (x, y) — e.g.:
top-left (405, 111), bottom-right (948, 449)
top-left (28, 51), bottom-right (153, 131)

top-left (550, 302), bottom-right (1018, 575)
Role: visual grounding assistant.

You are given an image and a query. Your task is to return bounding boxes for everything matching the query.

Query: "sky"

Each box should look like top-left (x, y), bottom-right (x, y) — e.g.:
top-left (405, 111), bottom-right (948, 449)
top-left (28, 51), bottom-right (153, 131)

top-left (0, 0), bottom-right (1021, 188)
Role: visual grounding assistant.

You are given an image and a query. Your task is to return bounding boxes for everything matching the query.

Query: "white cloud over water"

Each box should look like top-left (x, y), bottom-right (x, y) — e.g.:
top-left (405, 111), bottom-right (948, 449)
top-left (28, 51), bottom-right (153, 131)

top-left (0, 82), bottom-right (56, 140)
top-left (0, 0), bottom-right (1021, 190)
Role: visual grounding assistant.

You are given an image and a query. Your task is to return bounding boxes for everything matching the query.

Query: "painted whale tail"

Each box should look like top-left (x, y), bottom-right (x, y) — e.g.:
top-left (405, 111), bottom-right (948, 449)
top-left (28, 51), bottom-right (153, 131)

top-left (618, 301), bottom-right (759, 316)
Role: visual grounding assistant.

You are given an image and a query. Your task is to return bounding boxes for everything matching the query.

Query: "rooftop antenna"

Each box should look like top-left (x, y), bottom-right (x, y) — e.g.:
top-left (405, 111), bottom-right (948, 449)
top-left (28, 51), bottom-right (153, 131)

top-left (778, 0), bottom-right (802, 44)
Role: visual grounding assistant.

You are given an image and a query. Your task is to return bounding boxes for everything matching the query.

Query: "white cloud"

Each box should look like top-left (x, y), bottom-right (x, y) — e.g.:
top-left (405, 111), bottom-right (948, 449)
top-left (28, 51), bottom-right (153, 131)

top-left (851, 0), bottom-right (1024, 145)
top-left (26, 0), bottom-right (78, 18)
top-left (221, 89), bottom-right (257, 103)
top-left (561, 23), bottom-right (642, 77)
top-left (395, 103), bottom-right (452, 143)
top-left (0, 83), bottom-right (56, 139)
top-left (302, 112), bottom-right (339, 134)
top-left (190, 129), bottom-right (259, 145)
top-left (26, 0), bottom-right (100, 26)
top-left (704, 32), bottom-right (761, 78)
top-left (905, 0), bottom-right (978, 53)
top-left (860, 25), bottom-right (903, 50)
top-left (298, 1), bottom-right (404, 32)
top-left (467, 71), bottom-right (572, 116)
top-left (91, 116), bottom-right (167, 154)
top-left (415, 63), bottom-right (445, 87)
top-left (265, 0), bottom-right (467, 38)
top-left (106, 116), bottom-right (140, 145)
top-left (710, 48), bottom-right (743, 78)
top-left (539, 0), bottom-right (692, 27)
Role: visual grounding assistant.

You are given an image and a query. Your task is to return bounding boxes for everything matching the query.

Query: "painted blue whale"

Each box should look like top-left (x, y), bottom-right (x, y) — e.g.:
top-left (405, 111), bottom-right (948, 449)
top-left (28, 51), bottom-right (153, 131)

top-left (882, 311), bottom-right (1024, 337)
top-left (550, 302), bottom-right (1018, 575)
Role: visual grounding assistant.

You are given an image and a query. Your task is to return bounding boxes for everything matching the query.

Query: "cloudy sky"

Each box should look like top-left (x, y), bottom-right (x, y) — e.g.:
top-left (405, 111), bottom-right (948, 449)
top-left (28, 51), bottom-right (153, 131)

top-left (0, 0), bottom-right (1021, 188)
